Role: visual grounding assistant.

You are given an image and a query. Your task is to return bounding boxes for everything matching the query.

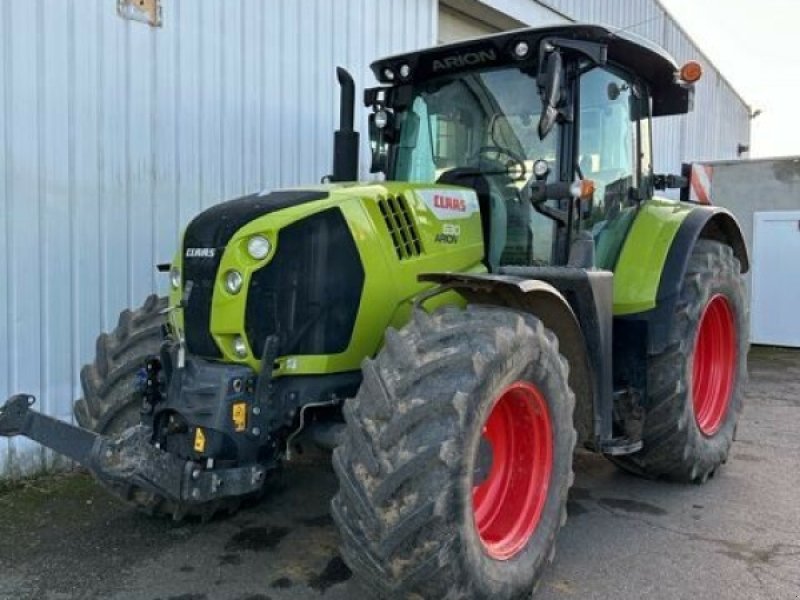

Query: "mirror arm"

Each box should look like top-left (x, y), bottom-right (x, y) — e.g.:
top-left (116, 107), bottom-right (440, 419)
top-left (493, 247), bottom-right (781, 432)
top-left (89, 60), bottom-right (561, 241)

top-left (534, 201), bottom-right (569, 226)
top-left (521, 180), bottom-right (570, 226)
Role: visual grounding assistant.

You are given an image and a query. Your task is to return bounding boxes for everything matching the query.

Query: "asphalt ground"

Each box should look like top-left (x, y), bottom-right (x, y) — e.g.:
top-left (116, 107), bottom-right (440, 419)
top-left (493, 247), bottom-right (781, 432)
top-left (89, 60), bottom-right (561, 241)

top-left (0, 346), bottom-right (798, 600)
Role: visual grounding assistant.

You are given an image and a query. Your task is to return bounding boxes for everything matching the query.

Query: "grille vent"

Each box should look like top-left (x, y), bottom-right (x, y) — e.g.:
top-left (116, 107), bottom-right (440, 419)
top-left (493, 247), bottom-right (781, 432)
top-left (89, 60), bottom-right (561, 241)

top-left (377, 194), bottom-right (423, 260)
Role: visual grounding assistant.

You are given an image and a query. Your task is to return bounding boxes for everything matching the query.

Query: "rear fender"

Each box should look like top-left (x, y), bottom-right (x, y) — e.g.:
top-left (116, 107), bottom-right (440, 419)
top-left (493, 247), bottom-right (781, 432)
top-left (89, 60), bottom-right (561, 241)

top-left (621, 205), bottom-right (749, 355)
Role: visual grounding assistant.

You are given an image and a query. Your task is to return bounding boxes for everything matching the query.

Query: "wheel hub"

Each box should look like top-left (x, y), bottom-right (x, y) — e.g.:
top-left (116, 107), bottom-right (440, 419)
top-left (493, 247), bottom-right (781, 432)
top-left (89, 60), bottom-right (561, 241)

top-left (472, 381), bottom-right (553, 561)
top-left (692, 294), bottom-right (736, 436)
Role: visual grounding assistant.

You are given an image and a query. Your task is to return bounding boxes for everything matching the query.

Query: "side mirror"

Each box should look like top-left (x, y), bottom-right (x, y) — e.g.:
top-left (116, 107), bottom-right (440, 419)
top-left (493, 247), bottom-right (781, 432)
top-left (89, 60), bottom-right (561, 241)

top-left (538, 49), bottom-right (563, 140)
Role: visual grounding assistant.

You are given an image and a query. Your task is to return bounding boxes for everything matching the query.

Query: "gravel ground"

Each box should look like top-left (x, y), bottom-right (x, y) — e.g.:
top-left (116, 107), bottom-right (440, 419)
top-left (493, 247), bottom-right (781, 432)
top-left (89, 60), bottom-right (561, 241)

top-left (0, 345), bottom-right (798, 600)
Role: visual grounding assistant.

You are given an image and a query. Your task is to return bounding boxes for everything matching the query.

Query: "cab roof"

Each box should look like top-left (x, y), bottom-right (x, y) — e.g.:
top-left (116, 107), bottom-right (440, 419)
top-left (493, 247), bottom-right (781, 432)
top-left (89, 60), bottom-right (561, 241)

top-left (370, 24), bottom-right (693, 117)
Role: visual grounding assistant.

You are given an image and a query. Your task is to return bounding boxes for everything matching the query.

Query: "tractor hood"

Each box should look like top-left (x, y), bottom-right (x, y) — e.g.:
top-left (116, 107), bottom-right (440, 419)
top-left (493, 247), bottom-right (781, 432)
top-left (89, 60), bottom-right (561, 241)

top-left (170, 182), bottom-right (484, 375)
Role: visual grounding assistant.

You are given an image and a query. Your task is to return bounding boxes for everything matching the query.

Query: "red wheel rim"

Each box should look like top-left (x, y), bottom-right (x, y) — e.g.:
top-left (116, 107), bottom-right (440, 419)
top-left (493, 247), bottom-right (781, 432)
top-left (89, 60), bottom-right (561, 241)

top-left (472, 381), bottom-right (553, 561)
top-left (692, 294), bottom-right (736, 436)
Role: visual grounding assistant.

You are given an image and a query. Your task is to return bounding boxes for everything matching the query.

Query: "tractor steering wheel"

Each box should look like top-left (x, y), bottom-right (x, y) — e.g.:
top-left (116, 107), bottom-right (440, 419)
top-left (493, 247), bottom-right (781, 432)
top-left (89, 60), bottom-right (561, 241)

top-left (469, 145), bottom-right (527, 181)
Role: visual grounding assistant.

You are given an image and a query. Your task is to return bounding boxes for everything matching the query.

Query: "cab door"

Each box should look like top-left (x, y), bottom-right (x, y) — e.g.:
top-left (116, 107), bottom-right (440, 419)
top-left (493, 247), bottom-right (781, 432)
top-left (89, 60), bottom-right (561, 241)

top-left (577, 66), bottom-right (653, 269)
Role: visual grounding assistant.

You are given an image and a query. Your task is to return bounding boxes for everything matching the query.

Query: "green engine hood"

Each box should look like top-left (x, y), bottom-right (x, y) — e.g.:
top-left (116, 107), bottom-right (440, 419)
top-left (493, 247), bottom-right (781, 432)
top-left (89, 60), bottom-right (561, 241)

top-left (169, 182), bottom-right (486, 375)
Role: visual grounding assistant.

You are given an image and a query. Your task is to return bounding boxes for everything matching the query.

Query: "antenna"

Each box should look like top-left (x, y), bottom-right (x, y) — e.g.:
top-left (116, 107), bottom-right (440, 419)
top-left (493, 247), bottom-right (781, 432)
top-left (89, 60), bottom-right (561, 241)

top-left (613, 14), bottom-right (664, 35)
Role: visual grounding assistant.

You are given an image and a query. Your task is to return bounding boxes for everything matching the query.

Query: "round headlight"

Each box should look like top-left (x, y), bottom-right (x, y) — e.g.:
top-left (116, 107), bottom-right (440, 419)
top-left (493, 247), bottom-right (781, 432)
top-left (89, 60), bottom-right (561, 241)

top-left (247, 235), bottom-right (271, 260)
top-left (232, 336), bottom-right (248, 359)
top-left (383, 67), bottom-right (395, 81)
top-left (224, 269), bottom-right (243, 294)
top-left (170, 266), bottom-right (181, 290)
top-left (374, 109), bottom-right (389, 129)
top-left (399, 64), bottom-right (411, 79)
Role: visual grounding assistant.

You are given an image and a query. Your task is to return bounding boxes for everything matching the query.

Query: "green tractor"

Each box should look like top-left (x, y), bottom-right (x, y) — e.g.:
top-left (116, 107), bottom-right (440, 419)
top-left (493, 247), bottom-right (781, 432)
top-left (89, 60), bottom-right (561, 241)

top-left (0, 24), bottom-right (748, 599)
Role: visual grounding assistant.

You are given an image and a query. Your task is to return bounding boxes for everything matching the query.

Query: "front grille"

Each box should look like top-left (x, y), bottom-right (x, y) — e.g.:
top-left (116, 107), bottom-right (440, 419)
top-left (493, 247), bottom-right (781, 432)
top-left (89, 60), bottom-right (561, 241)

top-left (182, 255), bottom-right (224, 358)
top-left (245, 208), bottom-right (365, 359)
top-left (377, 194), bottom-right (422, 260)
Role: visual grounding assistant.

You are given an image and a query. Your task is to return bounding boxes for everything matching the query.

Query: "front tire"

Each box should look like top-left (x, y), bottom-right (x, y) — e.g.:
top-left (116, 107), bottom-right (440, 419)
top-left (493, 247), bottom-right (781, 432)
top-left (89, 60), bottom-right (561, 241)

top-left (332, 306), bottom-right (576, 599)
top-left (75, 295), bottom-right (256, 519)
top-left (75, 294), bottom-right (167, 435)
top-left (612, 240), bottom-right (748, 482)
top-left (74, 295), bottom-right (179, 515)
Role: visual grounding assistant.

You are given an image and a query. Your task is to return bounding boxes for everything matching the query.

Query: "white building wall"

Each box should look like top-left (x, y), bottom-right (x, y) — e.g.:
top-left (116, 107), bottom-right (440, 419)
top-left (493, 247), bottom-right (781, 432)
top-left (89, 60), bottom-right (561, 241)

top-left (0, 0), bottom-right (436, 477)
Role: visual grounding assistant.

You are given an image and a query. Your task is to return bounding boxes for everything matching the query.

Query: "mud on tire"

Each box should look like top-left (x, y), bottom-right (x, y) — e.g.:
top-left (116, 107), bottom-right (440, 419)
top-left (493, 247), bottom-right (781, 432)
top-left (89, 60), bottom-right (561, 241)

top-left (611, 240), bottom-right (748, 482)
top-left (332, 305), bottom-right (576, 599)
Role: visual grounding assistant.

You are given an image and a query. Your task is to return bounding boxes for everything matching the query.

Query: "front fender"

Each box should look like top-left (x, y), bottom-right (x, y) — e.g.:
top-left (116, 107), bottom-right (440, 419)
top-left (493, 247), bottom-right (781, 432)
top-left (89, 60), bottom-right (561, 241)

top-left (418, 271), bottom-right (599, 448)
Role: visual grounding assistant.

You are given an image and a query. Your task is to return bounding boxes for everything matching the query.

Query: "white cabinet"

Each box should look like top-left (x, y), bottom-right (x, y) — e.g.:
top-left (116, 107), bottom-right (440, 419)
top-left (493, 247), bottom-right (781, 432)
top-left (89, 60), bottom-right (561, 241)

top-left (751, 211), bottom-right (800, 347)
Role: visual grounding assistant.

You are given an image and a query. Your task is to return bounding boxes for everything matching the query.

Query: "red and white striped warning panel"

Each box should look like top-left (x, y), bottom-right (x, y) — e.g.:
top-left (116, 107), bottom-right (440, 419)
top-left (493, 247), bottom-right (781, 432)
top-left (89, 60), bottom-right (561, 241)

top-left (689, 163), bottom-right (713, 204)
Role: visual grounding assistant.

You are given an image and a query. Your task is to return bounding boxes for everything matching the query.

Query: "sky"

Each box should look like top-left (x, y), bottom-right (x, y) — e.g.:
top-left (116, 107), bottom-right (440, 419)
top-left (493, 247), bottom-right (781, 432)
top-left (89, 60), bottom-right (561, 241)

top-left (659, 0), bottom-right (799, 158)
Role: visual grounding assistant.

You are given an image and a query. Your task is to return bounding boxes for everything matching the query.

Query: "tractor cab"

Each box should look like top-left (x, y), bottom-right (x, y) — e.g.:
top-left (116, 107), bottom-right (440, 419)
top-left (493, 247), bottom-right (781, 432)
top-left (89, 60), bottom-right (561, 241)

top-left (365, 24), bottom-right (695, 271)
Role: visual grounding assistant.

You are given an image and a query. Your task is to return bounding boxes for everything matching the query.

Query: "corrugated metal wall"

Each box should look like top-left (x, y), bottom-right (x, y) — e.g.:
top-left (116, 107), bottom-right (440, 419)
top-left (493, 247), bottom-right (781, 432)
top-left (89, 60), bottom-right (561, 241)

top-left (537, 0), bottom-right (751, 175)
top-left (0, 0), bottom-right (436, 477)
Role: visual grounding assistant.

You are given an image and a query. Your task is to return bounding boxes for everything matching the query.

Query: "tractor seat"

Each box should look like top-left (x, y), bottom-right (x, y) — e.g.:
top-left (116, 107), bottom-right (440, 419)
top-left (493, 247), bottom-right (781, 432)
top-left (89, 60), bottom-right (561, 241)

top-left (437, 168), bottom-right (517, 271)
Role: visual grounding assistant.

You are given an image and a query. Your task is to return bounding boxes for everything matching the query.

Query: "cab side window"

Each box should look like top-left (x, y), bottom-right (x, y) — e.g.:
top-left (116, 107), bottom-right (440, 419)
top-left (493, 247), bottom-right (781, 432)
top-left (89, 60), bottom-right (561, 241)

top-left (579, 68), bottom-right (639, 217)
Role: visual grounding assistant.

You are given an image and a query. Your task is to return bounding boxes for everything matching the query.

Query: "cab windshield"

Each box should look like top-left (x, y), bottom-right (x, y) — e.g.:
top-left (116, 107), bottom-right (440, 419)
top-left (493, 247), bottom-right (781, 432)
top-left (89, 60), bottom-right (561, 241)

top-left (391, 67), bottom-right (558, 182)
top-left (391, 67), bottom-right (560, 266)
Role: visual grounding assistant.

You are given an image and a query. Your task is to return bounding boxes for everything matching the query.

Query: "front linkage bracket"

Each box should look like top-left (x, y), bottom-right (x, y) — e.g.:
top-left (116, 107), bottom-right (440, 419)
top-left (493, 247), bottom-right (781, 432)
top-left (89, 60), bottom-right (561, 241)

top-left (0, 394), bottom-right (268, 505)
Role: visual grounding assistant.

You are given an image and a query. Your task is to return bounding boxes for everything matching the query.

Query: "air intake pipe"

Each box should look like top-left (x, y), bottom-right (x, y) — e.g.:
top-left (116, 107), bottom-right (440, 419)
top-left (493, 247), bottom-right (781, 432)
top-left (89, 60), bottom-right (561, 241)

top-left (331, 67), bottom-right (360, 182)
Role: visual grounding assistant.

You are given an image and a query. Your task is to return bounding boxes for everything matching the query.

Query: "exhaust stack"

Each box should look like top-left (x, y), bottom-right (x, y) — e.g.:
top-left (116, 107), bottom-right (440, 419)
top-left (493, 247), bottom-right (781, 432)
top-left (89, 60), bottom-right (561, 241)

top-left (331, 67), bottom-right (360, 182)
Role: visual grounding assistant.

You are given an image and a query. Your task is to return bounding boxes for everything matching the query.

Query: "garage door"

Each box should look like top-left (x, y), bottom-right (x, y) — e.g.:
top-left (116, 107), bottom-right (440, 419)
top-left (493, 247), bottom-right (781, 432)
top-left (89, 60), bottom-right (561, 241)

top-left (751, 211), bottom-right (800, 347)
top-left (438, 5), bottom-right (500, 43)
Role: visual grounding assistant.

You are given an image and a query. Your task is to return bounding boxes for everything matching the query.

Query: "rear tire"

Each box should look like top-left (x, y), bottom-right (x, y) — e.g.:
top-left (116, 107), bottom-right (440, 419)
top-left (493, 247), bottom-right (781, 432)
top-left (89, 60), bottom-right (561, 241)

top-left (612, 240), bottom-right (748, 482)
top-left (332, 306), bottom-right (576, 599)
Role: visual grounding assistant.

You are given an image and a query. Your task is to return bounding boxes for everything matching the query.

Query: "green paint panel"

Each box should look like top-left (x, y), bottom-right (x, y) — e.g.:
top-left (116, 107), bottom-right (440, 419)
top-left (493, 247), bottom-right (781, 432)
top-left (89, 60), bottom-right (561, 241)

top-left (612, 197), bottom-right (694, 315)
